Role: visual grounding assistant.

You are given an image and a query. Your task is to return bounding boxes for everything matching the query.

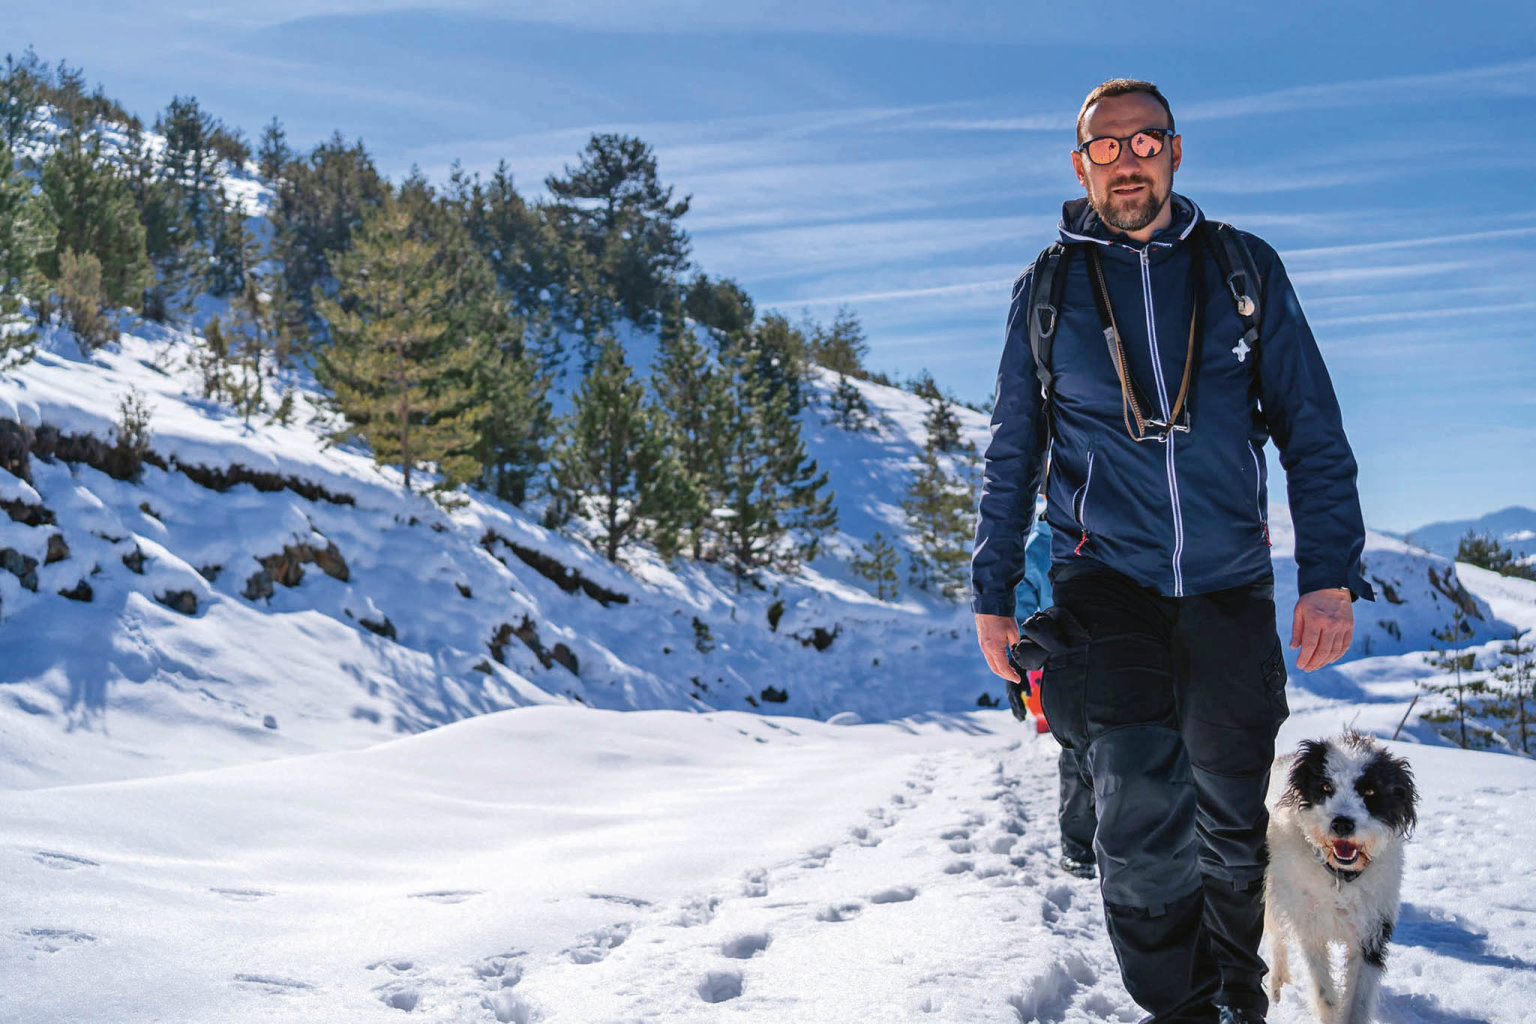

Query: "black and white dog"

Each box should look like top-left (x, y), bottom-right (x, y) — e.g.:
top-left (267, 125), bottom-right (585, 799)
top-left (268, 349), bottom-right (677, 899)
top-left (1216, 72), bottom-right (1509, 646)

top-left (1264, 732), bottom-right (1419, 1024)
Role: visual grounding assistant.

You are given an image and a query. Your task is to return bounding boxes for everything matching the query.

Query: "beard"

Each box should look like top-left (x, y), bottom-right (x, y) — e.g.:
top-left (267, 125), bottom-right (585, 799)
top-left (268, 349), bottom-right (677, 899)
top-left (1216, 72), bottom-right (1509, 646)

top-left (1090, 174), bottom-right (1169, 233)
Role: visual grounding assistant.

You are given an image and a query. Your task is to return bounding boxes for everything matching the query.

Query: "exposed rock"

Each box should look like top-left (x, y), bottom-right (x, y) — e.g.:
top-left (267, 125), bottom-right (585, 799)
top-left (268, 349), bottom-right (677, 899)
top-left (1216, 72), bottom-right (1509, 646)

top-left (44, 533), bottom-right (69, 564)
top-left (795, 624), bottom-right (841, 651)
top-left (358, 614), bottom-right (396, 640)
top-left (0, 418), bottom-right (32, 481)
top-left (58, 579), bottom-right (93, 602)
top-left (550, 643), bottom-right (579, 676)
top-left (976, 692), bottom-right (1000, 708)
top-left (766, 600), bottom-right (785, 632)
top-left (760, 685), bottom-right (788, 703)
top-left (1427, 565), bottom-right (1481, 619)
top-left (455, 582), bottom-right (472, 598)
top-left (1372, 575), bottom-right (1405, 605)
top-left (138, 502), bottom-right (161, 520)
top-left (1, 548), bottom-right (39, 591)
top-left (1, 498), bottom-right (54, 526)
top-left (156, 589), bottom-right (198, 615)
top-left (480, 530), bottom-right (629, 606)
top-left (122, 546), bottom-right (146, 574)
top-left (198, 564), bottom-right (222, 582)
top-left (245, 540), bottom-right (350, 599)
top-left (262, 715), bottom-right (278, 730)
top-left (243, 570), bottom-right (274, 601)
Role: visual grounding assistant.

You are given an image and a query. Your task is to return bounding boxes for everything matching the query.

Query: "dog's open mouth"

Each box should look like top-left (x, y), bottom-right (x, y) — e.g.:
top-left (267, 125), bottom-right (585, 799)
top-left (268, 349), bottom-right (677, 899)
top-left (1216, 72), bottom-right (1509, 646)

top-left (1329, 840), bottom-right (1363, 866)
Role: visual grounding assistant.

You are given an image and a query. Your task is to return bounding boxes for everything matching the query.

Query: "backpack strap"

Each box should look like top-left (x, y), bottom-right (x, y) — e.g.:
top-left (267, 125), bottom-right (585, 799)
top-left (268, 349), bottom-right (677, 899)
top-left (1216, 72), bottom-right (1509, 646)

top-left (1203, 220), bottom-right (1263, 361)
top-left (1025, 242), bottom-right (1073, 440)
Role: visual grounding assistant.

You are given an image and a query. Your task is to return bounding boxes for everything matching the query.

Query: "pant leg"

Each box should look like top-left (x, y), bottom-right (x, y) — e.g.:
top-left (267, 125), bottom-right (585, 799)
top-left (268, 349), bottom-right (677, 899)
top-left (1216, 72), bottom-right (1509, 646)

top-left (1057, 745), bottom-right (1097, 863)
top-left (1043, 568), bottom-right (1219, 1024)
top-left (1175, 580), bottom-right (1289, 1017)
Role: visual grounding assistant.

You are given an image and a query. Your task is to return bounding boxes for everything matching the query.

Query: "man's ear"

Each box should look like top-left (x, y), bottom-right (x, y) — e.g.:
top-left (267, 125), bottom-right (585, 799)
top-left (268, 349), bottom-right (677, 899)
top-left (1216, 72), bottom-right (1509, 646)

top-left (1071, 149), bottom-right (1087, 188)
top-left (1170, 134), bottom-right (1182, 174)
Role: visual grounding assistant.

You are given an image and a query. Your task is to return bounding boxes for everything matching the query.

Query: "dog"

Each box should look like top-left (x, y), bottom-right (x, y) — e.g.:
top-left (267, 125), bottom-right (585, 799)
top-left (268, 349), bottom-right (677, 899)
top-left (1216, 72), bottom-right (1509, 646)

top-left (1263, 732), bottom-right (1418, 1024)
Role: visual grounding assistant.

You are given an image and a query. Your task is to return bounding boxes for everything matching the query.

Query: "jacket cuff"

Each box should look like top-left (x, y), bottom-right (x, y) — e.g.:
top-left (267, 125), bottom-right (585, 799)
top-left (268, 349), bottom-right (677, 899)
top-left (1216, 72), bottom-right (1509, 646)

top-left (971, 592), bottom-right (1017, 618)
top-left (1297, 568), bottom-right (1376, 603)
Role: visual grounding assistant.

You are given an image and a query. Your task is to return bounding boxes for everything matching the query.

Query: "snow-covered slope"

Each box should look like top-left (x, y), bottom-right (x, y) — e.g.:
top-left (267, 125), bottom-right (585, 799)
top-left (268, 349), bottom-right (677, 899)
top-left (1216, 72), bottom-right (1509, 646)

top-left (1405, 506), bottom-right (1536, 563)
top-left (0, 310), bottom-right (1519, 789)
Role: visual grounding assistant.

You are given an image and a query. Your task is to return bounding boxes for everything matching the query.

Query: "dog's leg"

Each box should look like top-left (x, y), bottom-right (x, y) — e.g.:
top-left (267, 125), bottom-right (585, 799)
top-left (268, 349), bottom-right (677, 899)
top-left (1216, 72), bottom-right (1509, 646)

top-left (1302, 940), bottom-right (1340, 1024)
top-left (1339, 917), bottom-right (1393, 1023)
top-left (1264, 894), bottom-right (1291, 1003)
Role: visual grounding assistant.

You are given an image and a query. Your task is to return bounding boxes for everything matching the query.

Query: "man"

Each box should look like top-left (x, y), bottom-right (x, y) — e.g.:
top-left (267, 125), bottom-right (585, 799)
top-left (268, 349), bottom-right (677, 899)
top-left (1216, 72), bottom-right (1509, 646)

top-left (1017, 516), bottom-right (1098, 877)
top-left (971, 79), bottom-right (1372, 1024)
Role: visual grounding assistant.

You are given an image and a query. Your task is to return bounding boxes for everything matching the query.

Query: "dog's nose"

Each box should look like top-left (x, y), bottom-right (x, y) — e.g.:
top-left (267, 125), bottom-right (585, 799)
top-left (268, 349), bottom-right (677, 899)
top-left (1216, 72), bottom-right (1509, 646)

top-left (1330, 816), bottom-right (1355, 837)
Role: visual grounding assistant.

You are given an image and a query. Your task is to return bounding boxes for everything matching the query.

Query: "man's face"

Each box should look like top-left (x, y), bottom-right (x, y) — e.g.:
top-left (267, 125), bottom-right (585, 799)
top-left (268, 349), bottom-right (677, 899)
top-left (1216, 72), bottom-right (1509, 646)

top-left (1072, 92), bottom-right (1182, 235)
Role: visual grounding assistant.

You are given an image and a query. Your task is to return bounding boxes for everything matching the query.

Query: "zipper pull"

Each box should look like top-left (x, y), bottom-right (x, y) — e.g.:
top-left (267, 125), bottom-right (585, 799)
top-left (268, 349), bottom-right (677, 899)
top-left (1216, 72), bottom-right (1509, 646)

top-left (1075, 531), bottom-right (1090, 555)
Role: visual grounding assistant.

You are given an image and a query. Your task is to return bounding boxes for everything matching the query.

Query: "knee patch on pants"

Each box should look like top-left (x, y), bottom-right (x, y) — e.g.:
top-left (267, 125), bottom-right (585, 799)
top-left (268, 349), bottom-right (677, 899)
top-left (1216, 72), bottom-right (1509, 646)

top-left (1088, 725), bottom-right (1202, 912)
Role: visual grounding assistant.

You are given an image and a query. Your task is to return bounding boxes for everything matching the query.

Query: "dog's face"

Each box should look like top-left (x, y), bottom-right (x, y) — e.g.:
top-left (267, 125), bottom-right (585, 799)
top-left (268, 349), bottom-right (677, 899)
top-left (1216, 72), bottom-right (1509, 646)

top-left (1278, 733), bottom-right (1418, 873)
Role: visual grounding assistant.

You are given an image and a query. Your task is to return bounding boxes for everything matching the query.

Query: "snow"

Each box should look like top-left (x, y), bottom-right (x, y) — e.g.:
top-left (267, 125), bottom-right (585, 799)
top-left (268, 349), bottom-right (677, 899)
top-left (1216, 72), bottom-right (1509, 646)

top-left (3, 118), bottom-right (1534, 1022)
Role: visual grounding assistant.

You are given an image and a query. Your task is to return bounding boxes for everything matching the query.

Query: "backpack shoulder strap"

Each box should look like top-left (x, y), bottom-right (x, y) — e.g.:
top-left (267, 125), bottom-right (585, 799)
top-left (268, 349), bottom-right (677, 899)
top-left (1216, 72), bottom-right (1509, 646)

top-left (1025, 242), bottom-right (1073, 405)
top-left (1202, 219), bottom-right (1263, 357)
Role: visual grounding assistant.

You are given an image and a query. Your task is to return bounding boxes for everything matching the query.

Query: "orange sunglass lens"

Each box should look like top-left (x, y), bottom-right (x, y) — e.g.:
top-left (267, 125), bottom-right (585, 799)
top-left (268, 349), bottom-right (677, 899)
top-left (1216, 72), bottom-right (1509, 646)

top-left (1086, 137), bottom-right (1120, 164)
top-left (1130, 132), bottom-right (1163, 158)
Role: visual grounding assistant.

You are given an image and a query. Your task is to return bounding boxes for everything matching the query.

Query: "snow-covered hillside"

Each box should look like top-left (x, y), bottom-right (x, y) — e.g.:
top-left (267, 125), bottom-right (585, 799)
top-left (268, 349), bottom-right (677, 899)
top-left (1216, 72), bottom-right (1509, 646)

top-left (1405, 506), bottom-right (1536, 564)
top-left (0, 309), bottom-right (1522, 789)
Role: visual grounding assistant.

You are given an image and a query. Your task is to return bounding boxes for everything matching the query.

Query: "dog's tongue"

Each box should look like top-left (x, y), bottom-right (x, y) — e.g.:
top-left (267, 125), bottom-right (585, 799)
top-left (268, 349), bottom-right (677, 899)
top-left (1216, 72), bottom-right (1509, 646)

top-left (1333, 840), bottom-right (1360, 862)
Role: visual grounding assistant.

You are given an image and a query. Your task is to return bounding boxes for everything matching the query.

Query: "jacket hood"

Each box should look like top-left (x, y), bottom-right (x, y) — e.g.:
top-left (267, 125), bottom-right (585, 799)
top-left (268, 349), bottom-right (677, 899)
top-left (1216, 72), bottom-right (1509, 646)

top-left (1058, 192), bottom-right (1203, 247)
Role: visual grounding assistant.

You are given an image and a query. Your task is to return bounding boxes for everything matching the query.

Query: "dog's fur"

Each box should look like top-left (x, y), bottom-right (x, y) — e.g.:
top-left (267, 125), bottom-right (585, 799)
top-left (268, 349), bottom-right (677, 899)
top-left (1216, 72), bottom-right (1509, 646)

top-left (1264, 732), bottom-right (1418, 1024)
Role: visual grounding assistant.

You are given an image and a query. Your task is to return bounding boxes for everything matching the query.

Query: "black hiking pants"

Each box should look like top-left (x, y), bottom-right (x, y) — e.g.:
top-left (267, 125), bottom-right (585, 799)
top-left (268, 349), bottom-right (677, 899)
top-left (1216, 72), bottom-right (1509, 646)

top-left (1041, 564), bottom-right (1288, 1023)
top-left (1058, 745), bottom-right (1097, 864)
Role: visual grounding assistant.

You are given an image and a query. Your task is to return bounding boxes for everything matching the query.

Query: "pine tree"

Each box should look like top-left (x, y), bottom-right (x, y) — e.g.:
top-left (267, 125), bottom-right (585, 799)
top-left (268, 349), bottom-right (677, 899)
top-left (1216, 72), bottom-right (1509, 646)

top-left (191, 314), bottom-right (232, 402)
top-left (0, 139), bottom-right (54, 351)
top-left (1420, 606), bottom-right (1490, 749)
top-left (470, 307), bottom-right (552, 507)
top-left (315, 196), bottom-right (477, 493)
top-left (809, 307), bottom-right (868, 377)
top-left (257, 118), bottom-right (291, 182)
top-left (39, 132), bottom-right (150, 309)
top-left (924, 390), bottom-right (967, 453)
top-left (1492, 629), bottom-right (1535, 754)
top-left (53, 248), bottom-right (116, 351)
top-left (548, 337), bottom-right (665, 562)
top-left (683, 272), bottom-right (754, 338)
top-left (155, 96), bottom-right (227, 246)
top-left (903, 446), bottom-right (977, 598)
top-left (0, 48), bottom-right (46, 151)
top-left (828, 374), bottom-right (874, 431)
top-left (650, 297), bottom-right (730, 560)
top-left (716, 332), bottom-right (837, 582)
top-left (1457, 529), bottom-right (1536, 581)
top-left (850, 531), bottom-right (901, 601)
top-left (545, 133), bottom-right (691, 327)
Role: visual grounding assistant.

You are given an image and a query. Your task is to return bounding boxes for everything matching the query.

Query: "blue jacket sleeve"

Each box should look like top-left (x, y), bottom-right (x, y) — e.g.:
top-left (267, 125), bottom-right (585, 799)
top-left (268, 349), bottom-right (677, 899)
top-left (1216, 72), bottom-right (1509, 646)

top-left (1247, 236), bottom-right (1375, 602)
top-left (971, 268), bottom-right (1050, 617)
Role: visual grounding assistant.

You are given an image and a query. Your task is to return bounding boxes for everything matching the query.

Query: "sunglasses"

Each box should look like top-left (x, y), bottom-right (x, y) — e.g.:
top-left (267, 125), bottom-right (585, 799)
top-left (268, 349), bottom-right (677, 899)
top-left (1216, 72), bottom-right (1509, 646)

top-left (1076, 127), bottom-right (1174, 166)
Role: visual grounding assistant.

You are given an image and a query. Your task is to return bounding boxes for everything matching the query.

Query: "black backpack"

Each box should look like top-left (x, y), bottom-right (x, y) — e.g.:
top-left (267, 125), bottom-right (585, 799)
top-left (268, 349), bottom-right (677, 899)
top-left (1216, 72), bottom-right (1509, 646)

top-left (1023, 219), bottom-right (1263, 441)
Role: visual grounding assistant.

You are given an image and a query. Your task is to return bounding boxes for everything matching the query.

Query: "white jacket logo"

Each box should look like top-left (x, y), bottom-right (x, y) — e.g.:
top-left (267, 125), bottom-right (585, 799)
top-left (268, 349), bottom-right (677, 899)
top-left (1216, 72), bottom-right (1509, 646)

top-left (1232, 337), bottom-right (1251, 363)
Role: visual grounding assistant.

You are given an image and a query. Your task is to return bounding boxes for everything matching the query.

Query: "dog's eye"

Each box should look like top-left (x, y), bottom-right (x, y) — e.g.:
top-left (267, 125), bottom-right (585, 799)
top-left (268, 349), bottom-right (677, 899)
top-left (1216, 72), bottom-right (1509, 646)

top-left (1361, 787), bottom-right (1375, 797)
top-left (1321, 783), bottom-right (1334, 796)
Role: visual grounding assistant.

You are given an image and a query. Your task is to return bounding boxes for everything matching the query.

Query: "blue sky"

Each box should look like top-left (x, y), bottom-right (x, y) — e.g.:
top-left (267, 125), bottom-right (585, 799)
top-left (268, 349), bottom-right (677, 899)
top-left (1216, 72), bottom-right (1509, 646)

top-left (8, 1), bottom-right (1534, 531)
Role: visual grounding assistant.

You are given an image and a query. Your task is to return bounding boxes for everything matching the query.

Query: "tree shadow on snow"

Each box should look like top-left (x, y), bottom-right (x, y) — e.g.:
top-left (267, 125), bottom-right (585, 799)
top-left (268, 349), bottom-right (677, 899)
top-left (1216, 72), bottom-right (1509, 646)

top-left (1396, 902), bottom-right (1536, 972)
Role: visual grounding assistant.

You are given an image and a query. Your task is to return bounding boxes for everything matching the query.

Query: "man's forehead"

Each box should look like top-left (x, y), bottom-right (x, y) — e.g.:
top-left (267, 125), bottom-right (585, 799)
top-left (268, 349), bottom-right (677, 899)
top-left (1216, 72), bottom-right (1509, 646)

top-left (1082, 93), bottom-right (1171, 136)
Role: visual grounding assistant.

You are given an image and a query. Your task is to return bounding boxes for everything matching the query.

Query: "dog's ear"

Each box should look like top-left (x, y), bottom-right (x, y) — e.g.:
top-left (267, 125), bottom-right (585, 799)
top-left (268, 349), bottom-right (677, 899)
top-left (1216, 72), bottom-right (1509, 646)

top-left (1361, 748), bottom-right (1419, 838)
top-left (1281, 739), bottom-right (1331, 808)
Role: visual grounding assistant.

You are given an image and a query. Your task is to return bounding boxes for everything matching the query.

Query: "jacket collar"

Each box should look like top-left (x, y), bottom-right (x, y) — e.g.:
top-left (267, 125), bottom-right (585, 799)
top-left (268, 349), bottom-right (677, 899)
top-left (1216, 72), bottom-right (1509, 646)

top-left (1058, 192), bottom-right (1202, 250)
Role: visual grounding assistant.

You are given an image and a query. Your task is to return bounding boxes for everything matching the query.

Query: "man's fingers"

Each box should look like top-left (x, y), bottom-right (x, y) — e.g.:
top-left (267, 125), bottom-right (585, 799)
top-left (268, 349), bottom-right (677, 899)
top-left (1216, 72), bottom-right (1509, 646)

top-left (1289, 608), bottom-right (1305, 650)
top-left (1295, 618), bottom-right (1323, 671)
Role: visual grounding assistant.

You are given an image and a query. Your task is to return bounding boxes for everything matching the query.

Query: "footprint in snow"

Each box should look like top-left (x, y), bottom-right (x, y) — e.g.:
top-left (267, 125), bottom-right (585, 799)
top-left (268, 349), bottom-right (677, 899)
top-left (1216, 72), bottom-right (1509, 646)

top-left (408, 889), bottom-right (481, 904)
top-left (586, 892), bottom-right (652, 907)
top-left (943, 860), bottom-right (974, 875)
top-left (24, 927), bottom-right (96, 952)
top-left (697, 969), bottom-right (744, 1003)
top-left (233, 974), bottom-right (315, 995)
top-left (741, 867), bottom-right (769, 897)
top-left (989, 835), bottom-right (1018, 854)
top-left (34, 851), bottom-right (99, 870)
top-left (472, 952), bottom-right (525, 986)
top-left (482, 989), bottom-right (535, 1023)
top-left (949, 839), bottom-right (976, 854)
top-left (376, 984), bottom-right (422, 1011)
top-left (849, 825), bottom-right (882, 847)
top-left (211, 887), bottom-right (274, 901)
top-left (566, 922), bottom-right (632, 964)
top-left (720, 931), bottom-right (771, 958)
top-left (939, 827), bottom-right (971, 841)
top-left (366, 959), bottom-right (417, 974)
top-left (869, 886), bottom-right (917, 904)
top-left (801, 845), bottom-right (833, 868)
top-left (671, 895), bottom-right (721, 927)
top-left (816, 901), bottom-right (864, 923)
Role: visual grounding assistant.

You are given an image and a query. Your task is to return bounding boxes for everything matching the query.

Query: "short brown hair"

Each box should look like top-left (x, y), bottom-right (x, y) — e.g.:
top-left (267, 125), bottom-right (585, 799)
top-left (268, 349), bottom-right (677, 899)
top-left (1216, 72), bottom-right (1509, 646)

top-left (1076, 79), bottom-right (1175, 144)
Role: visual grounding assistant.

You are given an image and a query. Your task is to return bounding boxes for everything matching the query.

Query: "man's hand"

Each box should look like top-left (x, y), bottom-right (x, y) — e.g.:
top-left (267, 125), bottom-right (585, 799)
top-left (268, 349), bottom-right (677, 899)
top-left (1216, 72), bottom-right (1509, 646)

top-left (976, 613), bottom-right (1022, 682)
top-left (1290, 588), bottom-right (1353, 672)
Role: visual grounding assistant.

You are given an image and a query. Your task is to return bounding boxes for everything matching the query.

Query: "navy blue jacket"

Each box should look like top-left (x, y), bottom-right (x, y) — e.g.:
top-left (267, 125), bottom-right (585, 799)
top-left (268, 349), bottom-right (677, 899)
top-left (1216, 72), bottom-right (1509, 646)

top-left (972, 194), bottom-right (1374, 617)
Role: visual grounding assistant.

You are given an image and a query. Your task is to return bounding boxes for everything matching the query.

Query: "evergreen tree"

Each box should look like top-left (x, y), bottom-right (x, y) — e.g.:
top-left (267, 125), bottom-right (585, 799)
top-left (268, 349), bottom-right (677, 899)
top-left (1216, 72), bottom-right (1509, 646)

top-left (53, 248), bottom-right (115, 351)
top-left (684, 272), bottom-right (754, 338)
top-left (257, 118), bottom-right (291, 182)
top-left (1457, 529), bottom-right (1536, 581)
top-left (0, 140), bottom-right (54, 337)
top-left (154, 96), bottom-right (227, 245)
top-left (1492, 629), bottom-right (1535, 755)
top-left (39, 132), bottom-right (150, 309)
top-left (205, 187), bottom-right (258, 298)
top-left (548, 337), bottom-right (665, 562)
top-left (809, 307), bottom-right (868, 377)
top-left (0, 48), bottom-right (46, 151)
top-left (716, 332), bottom-right (837, 582)
top-left (828, 373), bottom-right (874, 431)
top-left (545, 133), bottom-right (691, 327)
top-left (903, 446), bottom-right (977, 598)
top-left (650, 296), bottom-right (731, 560)
top-left (120, 122), bottom-right (195, 321)
top-left (907, 369), bottom-right (943, 402)
top-left (1420, 606), bottom-right (1491, 749)
top-left (850, 531), bottom-right (901, 601)
top-left (191, 314), bottom-right (233, 402)
top-left (470, 307), bottom-right (552, 507)
top-left (272, 131), bottom-right (389, 324)
top-left (315, 196), bottom-right (477, 493)
top-left (747, 312), bottom-right (812, 415)
top-left (923, 390), bottom-right (967, 453)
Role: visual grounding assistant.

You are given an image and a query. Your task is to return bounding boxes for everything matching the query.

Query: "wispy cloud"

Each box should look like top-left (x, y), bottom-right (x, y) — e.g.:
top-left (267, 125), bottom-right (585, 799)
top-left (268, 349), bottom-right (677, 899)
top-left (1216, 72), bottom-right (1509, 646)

top-left (1311, 300), bottom-right (1536, 328)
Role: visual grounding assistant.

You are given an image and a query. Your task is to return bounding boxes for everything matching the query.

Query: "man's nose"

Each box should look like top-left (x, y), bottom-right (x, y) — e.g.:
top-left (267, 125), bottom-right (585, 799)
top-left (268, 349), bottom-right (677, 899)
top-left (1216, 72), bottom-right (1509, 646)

top-left (1330, 816), bottom-right (1356, 837)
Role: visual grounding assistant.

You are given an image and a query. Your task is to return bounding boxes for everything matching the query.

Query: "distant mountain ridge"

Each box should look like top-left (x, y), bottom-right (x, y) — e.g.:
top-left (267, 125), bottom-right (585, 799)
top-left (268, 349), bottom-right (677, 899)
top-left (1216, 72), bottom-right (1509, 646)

top-left (1403, 506), bottom-right (1536, 562)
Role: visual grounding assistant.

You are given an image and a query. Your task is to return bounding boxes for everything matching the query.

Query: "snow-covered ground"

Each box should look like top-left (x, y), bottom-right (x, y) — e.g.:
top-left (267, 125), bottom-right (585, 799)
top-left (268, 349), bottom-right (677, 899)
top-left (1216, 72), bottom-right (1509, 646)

top-left (2, 231), bottom-right (1533, 1020)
